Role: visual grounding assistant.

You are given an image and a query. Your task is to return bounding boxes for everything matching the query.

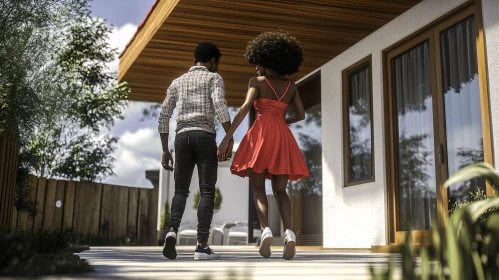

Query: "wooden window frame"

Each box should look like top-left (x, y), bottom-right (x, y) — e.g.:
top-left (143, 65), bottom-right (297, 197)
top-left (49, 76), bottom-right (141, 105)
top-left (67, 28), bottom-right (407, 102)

top-left (342, 55), bottom-right (375, 187)
top-left (382, 0), bottom-right (493, 245)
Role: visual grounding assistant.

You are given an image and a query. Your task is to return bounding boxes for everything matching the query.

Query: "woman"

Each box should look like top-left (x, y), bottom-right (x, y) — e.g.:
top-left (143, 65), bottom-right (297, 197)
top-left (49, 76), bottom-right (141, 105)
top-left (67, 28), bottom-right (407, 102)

top-left (218, 31), bottom-right (309, 260)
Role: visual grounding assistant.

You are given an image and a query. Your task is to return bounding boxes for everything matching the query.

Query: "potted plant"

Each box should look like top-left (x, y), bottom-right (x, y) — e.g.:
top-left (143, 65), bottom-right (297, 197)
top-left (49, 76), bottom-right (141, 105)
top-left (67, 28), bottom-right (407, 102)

top-left (193, 187), bottom-right (223, 212)
top-left (158, 202), bottom-right (170, 246)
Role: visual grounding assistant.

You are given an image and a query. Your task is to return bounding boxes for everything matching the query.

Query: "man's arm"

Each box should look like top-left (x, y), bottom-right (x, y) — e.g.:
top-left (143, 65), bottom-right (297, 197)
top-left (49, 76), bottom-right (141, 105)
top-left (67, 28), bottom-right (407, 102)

top-left (211, 74), bottom-right (233, 160)
top-left (158, 82), bottom-right (177, 167)
top-left (211, 74), bottom-right (232, 134)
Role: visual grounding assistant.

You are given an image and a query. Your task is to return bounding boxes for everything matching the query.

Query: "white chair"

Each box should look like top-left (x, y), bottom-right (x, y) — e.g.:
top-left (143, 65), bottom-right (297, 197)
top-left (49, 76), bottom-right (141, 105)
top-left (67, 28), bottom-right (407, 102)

top-left (227, 231), bottom-right (247, 245)
top-left (226, 222), bottom-right (261, 245)
top-left (178, 229), bottom-right (197, 245)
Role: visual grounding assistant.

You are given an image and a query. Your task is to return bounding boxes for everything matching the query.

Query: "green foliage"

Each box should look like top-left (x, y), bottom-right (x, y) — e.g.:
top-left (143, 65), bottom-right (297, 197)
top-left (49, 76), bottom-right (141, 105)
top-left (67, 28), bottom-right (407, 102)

top-left (0, 228), bottom-right (92, 277)
top-left (1, 0), bottom-right (130, 214)
top-left (371, 162), bottom-right (499, 280)
top-left (70, 233), bottom-right (144, 247)
top-left (160, 202), bottom-right (171, 230)
top-left (27, 16), bottom-right (130, 182)
top-left (288, 109), bottom-right (322, 195)
top-left (32, 228), bottom-right (75, 254)
top-left (193, 187), bottom-right (223, 210)
top-left (215, 187), bottom-right (223, 210)
top-left (449, 186), bottom-right (496, 216)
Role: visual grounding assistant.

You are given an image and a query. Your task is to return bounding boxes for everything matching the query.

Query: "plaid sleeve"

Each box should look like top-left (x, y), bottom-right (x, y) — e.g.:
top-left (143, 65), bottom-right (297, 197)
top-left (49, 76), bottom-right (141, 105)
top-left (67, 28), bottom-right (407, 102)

top-left (211, 74), bottom-right (231, 124)
top-left (158, 81), bottom-right (177, 133)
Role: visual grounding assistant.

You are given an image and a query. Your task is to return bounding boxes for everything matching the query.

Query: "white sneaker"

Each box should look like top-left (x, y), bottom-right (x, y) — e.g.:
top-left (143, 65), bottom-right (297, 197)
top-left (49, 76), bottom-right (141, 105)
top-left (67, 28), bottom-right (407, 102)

top-left (259, 227), bottom-right (273, 258)
top-left (283, 229), bottom-right (296, 260)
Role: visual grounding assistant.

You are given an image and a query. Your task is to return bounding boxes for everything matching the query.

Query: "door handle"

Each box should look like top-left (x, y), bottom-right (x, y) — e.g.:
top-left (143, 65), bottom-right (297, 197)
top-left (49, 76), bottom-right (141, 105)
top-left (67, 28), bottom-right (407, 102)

top-left (437, 143), bottom-right (445, 164)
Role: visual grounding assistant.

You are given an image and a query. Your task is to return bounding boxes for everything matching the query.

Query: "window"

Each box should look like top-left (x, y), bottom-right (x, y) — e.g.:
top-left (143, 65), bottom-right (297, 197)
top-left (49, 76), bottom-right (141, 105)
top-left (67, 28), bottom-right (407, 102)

top-left (342, 55), bottom-right (375, 187)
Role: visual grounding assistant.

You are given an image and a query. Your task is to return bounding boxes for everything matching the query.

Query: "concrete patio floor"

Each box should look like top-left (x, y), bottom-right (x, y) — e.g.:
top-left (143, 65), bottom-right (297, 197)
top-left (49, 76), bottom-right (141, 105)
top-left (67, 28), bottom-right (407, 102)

top-left (52, 246), bottom-right (402, 280)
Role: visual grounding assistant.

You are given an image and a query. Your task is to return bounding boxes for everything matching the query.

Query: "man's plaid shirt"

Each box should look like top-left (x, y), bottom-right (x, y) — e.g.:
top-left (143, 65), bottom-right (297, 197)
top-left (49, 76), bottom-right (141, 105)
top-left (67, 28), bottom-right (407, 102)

top-left (158, 66), bottom-right (231, 134)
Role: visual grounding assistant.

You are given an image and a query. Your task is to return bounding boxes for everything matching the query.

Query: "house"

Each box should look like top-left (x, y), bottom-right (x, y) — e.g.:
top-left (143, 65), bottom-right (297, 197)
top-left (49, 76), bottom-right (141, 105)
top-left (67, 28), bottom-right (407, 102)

top-left (119, 0), bottom-right (499, 250)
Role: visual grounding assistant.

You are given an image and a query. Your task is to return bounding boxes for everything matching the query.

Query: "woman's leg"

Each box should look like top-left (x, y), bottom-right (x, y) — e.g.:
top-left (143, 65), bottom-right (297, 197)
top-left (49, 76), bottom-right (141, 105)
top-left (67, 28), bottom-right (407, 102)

top-left (271, 175), bottom-right (291, 231)
top-left (249, 169), bottom-right (269, 231)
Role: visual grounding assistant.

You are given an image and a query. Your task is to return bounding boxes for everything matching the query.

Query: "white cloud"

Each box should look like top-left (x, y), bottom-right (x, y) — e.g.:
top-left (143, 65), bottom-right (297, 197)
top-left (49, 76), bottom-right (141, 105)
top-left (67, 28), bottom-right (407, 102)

top-left (120, 128), bottom-right (162, 158)
top-left (108, 23), bottom-right (137, 73)
top-left (104, 128), bottom-right (161, 188)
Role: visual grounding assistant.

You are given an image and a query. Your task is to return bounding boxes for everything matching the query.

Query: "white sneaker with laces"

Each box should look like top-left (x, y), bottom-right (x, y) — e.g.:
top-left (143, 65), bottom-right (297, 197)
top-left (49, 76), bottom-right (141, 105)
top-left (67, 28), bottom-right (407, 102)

top-left (259, 227), bottom-right (273, 258)
top-left (283, 229), bottom-right (296, 260)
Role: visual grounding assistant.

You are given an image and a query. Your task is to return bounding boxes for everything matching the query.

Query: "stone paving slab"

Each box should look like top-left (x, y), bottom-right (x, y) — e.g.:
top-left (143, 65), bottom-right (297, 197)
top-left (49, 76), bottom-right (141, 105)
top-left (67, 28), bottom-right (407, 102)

top-left (53, 246), bottom-right (401, 280)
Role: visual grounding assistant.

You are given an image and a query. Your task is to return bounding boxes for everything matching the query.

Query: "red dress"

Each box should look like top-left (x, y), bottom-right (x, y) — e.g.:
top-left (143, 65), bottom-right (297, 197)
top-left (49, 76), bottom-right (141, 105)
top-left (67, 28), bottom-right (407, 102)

top-left (230, 78), bottom-right (310, 181)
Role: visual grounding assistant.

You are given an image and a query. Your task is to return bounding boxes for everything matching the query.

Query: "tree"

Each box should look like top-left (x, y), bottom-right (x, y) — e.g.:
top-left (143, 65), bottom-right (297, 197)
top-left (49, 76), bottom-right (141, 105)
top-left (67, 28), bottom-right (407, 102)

top-left (449, 138), bottom-right (486, 204)
top-left (0, 0), bottom-right (129, 212)
top-left (288, 109), bottom-right (322, 196)
top-left (28, 17), bottom-right (129, 182)
top-left (398, 133), bottom-right (433, 196)
top-left (1, 0), bottom-right (90, 214)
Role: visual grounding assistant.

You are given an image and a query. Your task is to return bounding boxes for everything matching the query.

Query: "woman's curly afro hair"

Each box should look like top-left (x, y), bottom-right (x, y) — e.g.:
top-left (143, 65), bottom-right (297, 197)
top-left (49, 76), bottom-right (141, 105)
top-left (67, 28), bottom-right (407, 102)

top-left (244, 31), bottom-right (303, 77)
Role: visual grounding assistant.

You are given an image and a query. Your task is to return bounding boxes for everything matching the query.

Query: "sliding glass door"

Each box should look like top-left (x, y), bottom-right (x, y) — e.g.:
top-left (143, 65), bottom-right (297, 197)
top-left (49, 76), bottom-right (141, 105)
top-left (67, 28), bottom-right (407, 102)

top-left (385, 4), bottom-right (490, 243)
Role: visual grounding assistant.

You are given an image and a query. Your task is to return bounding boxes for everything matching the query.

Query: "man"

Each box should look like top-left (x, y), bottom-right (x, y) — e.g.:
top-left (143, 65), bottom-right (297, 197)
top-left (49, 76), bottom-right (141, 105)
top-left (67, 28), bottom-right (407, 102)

top-left (158, 42), bottom-right (234, 260)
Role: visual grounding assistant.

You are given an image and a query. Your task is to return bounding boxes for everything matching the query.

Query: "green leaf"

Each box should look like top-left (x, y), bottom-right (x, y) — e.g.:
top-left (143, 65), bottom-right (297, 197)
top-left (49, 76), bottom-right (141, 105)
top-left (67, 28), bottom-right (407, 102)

top-left (421, 247), bottom-right (430, 280)
top-left (446, 221), bottom-right (464, 280)
top-left (444, 162), bottom-right (499, 194)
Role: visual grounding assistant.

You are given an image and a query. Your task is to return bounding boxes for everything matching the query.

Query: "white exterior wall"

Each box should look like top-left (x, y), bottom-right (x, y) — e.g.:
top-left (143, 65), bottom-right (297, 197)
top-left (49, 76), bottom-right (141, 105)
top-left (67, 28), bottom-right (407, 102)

top-left (482, 0), bottom-right (499, 168)
top-left (158, 160), bottom-right (249, 230)
top-left (319, 0), bottom-right (469, 248)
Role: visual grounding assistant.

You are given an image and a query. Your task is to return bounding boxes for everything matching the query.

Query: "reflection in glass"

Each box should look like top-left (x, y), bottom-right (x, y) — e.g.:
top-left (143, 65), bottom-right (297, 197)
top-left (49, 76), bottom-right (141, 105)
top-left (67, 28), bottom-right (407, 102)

top-left (394, 41), bottom-right (437, 231)
top-left (288, 103), bottom-right (322, 238)
top-left (347, 65), bottom-right (373, 183)
top-left (440, 16), bottom-right (485, 205)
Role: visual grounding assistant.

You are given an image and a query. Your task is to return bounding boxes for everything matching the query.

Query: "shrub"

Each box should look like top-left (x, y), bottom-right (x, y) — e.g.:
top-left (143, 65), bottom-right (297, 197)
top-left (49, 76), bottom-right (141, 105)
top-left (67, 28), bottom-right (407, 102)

top-left (371, 162), bottom-right (499, 280)
top-left (193, 187), bottom-right (223, 210)
top-left (160, 202), bottom-right (171, 230)
top-left (449, 186), bottom-right (495, 215)
top-left (0, 228), bottom-right (92, 277)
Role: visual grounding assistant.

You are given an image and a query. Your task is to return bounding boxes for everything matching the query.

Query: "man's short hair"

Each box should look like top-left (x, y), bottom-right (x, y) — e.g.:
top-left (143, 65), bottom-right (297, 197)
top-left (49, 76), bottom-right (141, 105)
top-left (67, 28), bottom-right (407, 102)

top-left (194, 42), bottom-right (222, 63)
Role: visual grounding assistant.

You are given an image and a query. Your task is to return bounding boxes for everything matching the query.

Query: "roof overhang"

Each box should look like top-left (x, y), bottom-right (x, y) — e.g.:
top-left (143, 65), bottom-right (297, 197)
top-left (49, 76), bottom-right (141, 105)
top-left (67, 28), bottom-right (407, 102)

top-left (119, 0), bottom-right (421, 107)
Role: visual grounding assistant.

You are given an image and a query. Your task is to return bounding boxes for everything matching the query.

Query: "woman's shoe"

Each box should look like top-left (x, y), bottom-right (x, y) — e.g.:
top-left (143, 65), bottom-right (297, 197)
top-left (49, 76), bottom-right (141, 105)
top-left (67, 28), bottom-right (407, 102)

top-left (259, 227), bottom-right (273, 258)
top-left (283, 229), bottom-right (296, 260)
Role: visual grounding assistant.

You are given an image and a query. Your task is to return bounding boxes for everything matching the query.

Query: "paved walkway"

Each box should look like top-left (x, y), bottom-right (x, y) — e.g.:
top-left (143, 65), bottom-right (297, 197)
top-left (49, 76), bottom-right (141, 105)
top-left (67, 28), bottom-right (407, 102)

top-left (59, 246), bottom-right (400, 280)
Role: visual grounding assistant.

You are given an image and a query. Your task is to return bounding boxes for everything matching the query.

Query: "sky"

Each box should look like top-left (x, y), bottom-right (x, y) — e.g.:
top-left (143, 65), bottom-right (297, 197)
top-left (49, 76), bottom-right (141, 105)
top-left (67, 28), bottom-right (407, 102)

top-left (90, 0), bottom-right (249, 188)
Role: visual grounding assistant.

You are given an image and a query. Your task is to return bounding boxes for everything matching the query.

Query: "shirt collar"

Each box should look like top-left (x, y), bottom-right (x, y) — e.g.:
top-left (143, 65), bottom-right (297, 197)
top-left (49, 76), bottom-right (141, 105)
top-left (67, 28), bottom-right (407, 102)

top-left (189, 66), bottom-right (209, 72)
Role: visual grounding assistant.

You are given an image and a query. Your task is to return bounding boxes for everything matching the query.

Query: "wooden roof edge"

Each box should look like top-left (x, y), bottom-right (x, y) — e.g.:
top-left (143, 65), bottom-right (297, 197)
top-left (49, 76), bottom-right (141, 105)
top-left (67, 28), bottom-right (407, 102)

top-left (118, 0), bottom-right (180, 82)
top-left (296, 68), bottom-right (321, 87)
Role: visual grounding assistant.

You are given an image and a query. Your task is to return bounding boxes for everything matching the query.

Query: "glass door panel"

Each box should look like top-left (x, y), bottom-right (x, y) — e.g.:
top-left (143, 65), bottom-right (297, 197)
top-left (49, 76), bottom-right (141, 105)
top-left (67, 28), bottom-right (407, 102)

top-left (438, 15), bottom-right (485, 207)
top-left (393, 41), bottom-right (438, 231)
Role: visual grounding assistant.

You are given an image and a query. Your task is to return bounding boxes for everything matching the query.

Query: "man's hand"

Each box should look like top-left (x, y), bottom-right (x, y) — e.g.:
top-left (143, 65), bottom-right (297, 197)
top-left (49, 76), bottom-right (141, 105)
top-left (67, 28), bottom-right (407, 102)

top-left (217, 137), bottom-right (234, 162)
top-left (225, 140), bottom-right (234, 161)
top-left (162, 151), bottom-right (174, 171)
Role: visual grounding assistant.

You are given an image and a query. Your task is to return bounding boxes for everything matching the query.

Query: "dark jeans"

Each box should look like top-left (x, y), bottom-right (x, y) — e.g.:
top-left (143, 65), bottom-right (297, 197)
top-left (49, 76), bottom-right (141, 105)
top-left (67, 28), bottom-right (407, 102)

top-left (169, 131), bottom-right (218, 243)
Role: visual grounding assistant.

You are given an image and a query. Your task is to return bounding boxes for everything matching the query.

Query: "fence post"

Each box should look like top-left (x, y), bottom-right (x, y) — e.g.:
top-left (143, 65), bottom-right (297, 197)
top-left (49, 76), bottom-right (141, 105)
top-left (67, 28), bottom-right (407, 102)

top-left (0, 136), bottom-right (19, 229)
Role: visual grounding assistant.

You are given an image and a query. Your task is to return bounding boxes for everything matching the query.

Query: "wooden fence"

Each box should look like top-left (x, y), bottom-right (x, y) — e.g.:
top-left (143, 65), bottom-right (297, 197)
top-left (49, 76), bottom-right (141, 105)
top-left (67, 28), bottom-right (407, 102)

top-left (11, 176), bottom-right (159, 245)
top-left (0, 136), bottom-right (19, 229)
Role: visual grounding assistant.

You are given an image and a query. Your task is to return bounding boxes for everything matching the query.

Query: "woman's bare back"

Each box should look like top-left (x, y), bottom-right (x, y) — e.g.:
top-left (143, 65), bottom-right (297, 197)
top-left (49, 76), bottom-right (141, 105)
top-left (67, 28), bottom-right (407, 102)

top-left (254, 76), bottom-right (297, 104)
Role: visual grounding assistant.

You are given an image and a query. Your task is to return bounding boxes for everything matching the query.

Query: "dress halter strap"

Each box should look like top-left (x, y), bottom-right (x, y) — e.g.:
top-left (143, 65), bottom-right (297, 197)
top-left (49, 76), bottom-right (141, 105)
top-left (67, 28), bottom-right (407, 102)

top-left (264, 77), bottom-right (291, 102)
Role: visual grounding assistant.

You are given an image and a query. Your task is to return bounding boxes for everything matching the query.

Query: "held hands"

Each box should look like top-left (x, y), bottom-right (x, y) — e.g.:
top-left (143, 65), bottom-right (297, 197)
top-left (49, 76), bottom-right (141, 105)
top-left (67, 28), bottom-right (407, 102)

top-left (217, 137), bottom-right (234, 162)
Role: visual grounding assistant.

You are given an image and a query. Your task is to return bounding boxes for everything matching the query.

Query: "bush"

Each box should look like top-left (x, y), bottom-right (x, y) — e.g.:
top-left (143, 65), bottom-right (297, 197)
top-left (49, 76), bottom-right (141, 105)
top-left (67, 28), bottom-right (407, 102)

top-left (0, 228), bottom-right (92, 277)
top-left (449, 186), bottom-right (495, 215)
top-left (71, 233), bottom-right (144, 247)
top-left (160, 202), bottom-right (171, 230)
top-left (371, 162), bottom-right (499, 280)
top-left (193, 187), bottom-right (223, 210)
